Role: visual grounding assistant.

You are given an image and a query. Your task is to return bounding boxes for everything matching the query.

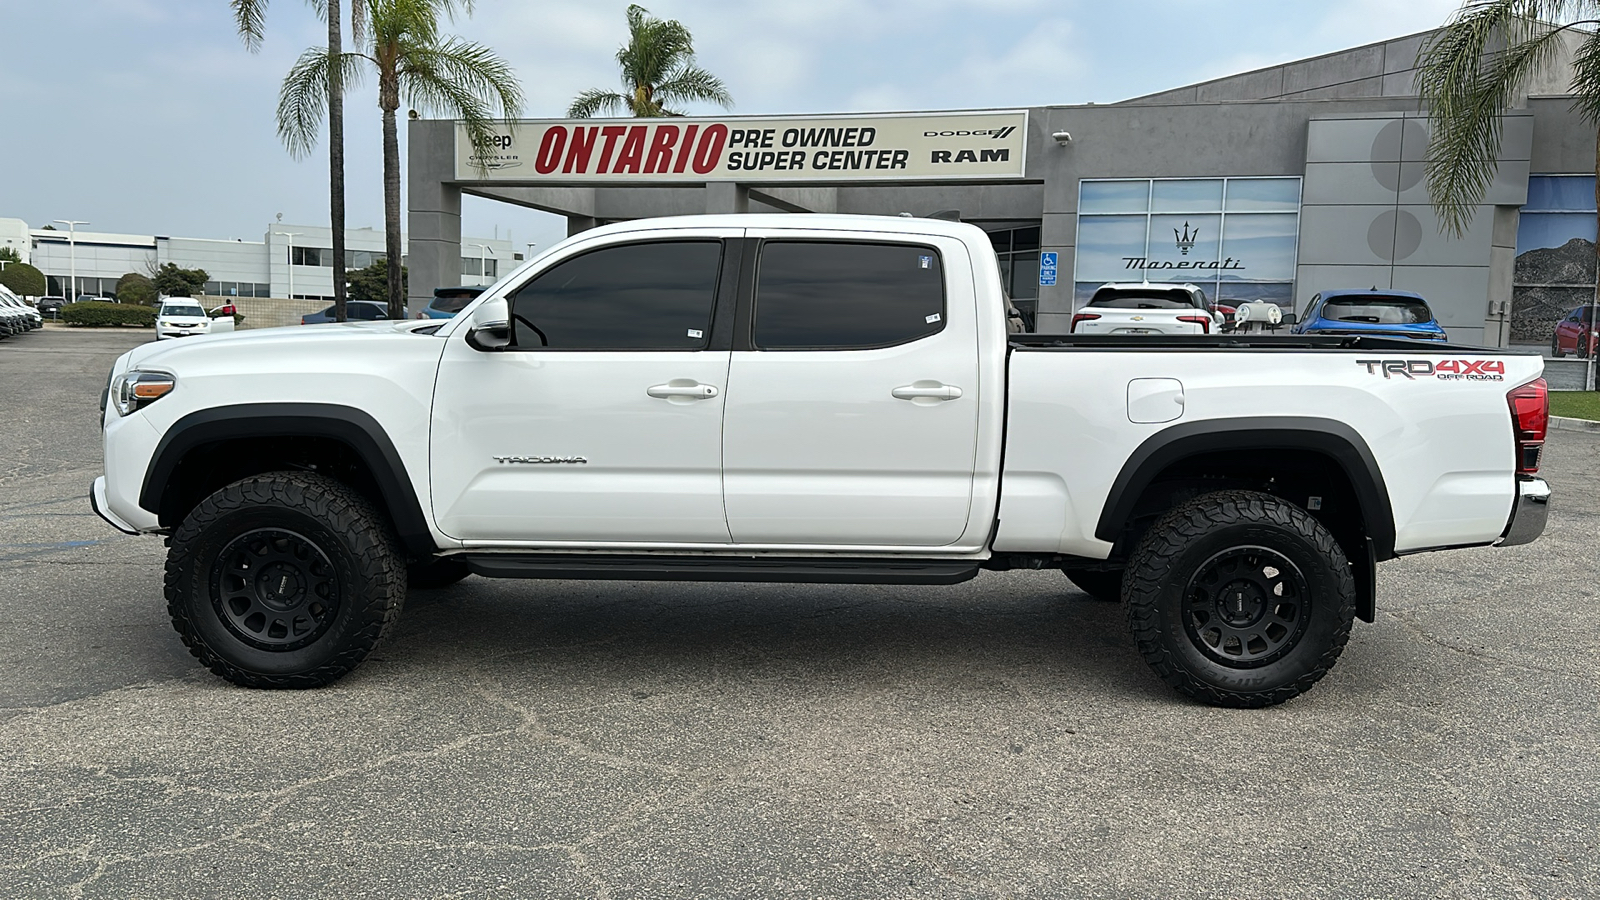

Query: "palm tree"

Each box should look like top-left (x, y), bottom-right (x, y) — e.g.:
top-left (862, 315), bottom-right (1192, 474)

top-left (1416, 2), bottom-right (1600, 386)
top-left (569, 4), bottom-right (731, 118)
top-left (232, 0), bottom-right (366, 322)
top-left (278, 0), bottom-right (522, 318)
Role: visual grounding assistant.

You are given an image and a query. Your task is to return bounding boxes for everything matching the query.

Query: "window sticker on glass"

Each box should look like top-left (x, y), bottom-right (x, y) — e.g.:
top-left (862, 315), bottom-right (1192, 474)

top-left (925, 313), bottom-right (941, 324)
top-left (687, 328), bottom-right (704, 339)
top-left (918, 255), bottom-right (932, 269)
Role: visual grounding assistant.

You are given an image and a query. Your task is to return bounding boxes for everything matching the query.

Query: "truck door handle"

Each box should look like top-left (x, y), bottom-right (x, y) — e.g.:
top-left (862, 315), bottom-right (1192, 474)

top-left (647, 382), bottom-right (719, 399)
top-left (892, 382), bottom-right (963, 401)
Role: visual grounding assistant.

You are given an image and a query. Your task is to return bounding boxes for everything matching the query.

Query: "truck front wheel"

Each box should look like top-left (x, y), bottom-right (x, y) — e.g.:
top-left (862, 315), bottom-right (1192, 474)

top-left (1123, 491), bottom-right (1354, 708)
top-left (164, 472), bottom-right (406, 688)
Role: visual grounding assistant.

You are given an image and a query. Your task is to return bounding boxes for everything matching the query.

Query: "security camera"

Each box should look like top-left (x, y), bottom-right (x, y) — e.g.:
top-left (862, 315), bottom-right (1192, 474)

top-left (1052, 131), bottom-right (1073, 144)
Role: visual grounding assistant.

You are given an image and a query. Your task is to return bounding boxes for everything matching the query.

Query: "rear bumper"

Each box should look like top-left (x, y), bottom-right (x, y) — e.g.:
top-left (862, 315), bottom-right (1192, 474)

top-left (1497, 476), bottom-right (1551, 547)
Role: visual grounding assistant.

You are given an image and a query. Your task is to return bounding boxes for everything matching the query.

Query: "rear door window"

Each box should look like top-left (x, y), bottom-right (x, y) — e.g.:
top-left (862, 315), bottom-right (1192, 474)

top-left (753, 241), bottom-right (945, 350)
top-left (508, 241), bottom-right (722, 350)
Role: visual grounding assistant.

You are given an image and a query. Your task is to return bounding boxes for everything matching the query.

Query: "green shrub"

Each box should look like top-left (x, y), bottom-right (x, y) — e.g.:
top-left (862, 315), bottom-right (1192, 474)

top-left (61, 301), bottom-right (156, 328)
top-left (117, 272), bottom-right (157, 306)
top-left (0, 262), bottom-right (46, 297)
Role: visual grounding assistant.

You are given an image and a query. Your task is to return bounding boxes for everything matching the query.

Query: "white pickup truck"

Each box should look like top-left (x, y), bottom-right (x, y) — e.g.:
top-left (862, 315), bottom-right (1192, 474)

top-left (92, 215), bottom-right (1551, 707)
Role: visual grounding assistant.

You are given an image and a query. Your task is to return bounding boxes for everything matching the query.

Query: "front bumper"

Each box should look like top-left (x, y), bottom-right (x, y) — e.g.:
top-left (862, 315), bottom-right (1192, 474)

top-left (90, 476), bottom-right (139, 535)
top-left (1497, 476), bottom-right (1551, 547)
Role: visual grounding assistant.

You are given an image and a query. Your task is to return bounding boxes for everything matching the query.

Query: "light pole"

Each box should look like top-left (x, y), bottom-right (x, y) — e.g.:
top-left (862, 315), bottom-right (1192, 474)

top-left (54, 220), bottom-right (88, 300)
top-left (273, 231), bottom-right (303, 299)
top-left (525, 242), bottom-right (537, 263)
top-left (470, 243), bottom-right (493, 286)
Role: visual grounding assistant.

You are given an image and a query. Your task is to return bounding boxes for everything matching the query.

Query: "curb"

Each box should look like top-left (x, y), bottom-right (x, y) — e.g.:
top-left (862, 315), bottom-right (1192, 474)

top-left (1550, 415), bottom-right (1600, 433)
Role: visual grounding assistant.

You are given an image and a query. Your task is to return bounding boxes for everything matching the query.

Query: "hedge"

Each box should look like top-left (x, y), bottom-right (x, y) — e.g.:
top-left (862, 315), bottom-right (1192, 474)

top-left (0, 262), bottom-right (46, 298)
top-left (61, 301), bottom-right (156, 327)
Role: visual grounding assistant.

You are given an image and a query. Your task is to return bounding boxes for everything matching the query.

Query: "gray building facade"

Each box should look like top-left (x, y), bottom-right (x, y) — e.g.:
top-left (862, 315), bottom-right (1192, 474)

top-left (408, 28), bottom-right (1598, 347)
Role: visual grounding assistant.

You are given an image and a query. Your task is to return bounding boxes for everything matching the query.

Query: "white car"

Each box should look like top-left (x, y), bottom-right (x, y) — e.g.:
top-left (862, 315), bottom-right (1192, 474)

top-left (1069, 282), bottom-right (1224, 335)
top-left (0, 286), bottom-right (41, 331)
top-left (93, 214), bottom-right (1550, 708)
top-left (155, 299), bottom-right (236, 340)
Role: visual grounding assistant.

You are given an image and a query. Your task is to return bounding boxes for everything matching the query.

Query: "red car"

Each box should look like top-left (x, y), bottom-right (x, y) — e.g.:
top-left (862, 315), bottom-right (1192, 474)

top-left (1552, 305), bottom-right (1599, 358)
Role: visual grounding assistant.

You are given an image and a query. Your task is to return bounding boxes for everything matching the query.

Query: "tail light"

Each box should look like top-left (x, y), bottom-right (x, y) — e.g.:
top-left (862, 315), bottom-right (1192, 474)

top-left (1507, 378), bottom-right (1548, 474)
top-left (1177, 315), bottom-right (1211, 334)
top-left (299, 317), bottom-right (307, 325)
top-left (1070, 313), bottom-right (1101, 333)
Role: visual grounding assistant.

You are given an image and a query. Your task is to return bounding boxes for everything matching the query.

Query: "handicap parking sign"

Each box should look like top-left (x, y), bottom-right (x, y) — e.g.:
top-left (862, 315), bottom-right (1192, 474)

top-left (1039, 251), bottom-right (1058, 287)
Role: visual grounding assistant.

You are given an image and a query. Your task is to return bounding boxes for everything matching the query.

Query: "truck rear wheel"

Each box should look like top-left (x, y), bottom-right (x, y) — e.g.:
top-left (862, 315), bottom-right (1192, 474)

top-left (164, 472), bottom-right (406, 688)
top-left (1123, 490), bottom-right (1354, 708)
top-left (1062, 568), bottom-right (1123, 602)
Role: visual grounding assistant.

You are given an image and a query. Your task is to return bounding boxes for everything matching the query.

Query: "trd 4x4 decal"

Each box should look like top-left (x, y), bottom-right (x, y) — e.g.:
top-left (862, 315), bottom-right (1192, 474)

top-left (1356, 359), bottom-right (1506, 381)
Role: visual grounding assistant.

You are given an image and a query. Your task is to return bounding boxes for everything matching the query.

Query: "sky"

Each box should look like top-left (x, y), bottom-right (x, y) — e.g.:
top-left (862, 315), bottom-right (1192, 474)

top-left (0, 0), bottom-right (1463, 251)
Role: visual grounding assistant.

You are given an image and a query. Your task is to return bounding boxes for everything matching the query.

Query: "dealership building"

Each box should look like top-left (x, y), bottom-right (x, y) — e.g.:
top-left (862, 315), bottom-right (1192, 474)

top-left (0, 218), bottom-right (516, 305)
top-left (409, 26), bottom-right (1598, 347)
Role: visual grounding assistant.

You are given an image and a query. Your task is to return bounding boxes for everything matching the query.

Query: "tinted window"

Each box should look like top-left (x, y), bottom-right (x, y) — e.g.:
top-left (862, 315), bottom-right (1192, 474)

top-left (1321, 297), bottom-right (1432, 324)
top-left (509, 241), bottom-right (722, 350)
top-left (431, 288), bottom-right (481, 314)
top-left (348, 303), bottom-right (387, 320)
top-left (754, 242), bottom-right (944, 350)
top-left (1087, 287), bottom-right (1200, 309)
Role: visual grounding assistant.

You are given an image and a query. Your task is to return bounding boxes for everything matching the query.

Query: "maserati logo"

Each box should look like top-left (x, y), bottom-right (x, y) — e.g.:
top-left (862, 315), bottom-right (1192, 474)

top-left (1174, 222), bottom-right (1199, 256)
top-left (494, 455), bottom-right (588, 464)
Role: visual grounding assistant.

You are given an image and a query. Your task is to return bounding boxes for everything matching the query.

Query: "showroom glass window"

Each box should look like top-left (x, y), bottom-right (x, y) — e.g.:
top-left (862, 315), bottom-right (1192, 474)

top-left (987, 225), bottom-right (1040, 329)
top-left (508, 240), bottom-right (722, 350)
top-left (1512, 175), bottom-right (1597, 345)
top-left (753, 241), bottom-right (945, 350)
top-left (1073, 177), bottom-right (1302, 311)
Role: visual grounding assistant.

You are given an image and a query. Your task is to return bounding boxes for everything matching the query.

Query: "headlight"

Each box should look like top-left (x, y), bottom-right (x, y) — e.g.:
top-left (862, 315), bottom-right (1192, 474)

top-left (110, 370), bottom-right (176, 416)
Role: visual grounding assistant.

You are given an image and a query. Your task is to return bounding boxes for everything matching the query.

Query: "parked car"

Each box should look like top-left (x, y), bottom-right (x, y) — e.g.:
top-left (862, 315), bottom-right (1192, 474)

top-left (36, 296), bottom-right (67, 317)
top-left (93, 214), bottom-right (1550, 708)
top-left (416, 285), bottom-right (486, 320)
top-left (301, 300), bottom-right (391, 325)
top-left (1292, 289), bottom-right (1448, 341)
top-left (1550, 304), bottom-right (1597, 358)
top-left (1069, 282), bottom-right (1223, 335)
top-left (0, 287), bottom-right (43, 331)
top-left (0, 298), bottom-right (23, 335)
top-left (155, 299), bottom-right (236, 340)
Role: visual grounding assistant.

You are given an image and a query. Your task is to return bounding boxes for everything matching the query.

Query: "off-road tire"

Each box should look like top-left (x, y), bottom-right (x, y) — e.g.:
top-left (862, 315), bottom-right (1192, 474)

top-left (1062, 568), bottom-right (1123, 602)
top-left (165, 472), bottom-right (406, 688)
top-left (1124, 490), bottom-right (1355, 708)
top-left (408, 557), bottom-right (471, 590)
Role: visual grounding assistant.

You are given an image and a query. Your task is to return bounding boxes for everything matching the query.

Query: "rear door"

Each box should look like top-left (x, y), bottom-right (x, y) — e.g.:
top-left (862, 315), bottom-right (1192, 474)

top-left (721, 232), bottom-right (981, 547)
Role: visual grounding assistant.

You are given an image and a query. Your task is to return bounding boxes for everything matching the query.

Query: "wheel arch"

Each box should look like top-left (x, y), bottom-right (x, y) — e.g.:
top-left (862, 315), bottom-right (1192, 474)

top-left (139, 403), bottom-right (435, 556)
top-left (1096, 416), bottom-right (1396, 563)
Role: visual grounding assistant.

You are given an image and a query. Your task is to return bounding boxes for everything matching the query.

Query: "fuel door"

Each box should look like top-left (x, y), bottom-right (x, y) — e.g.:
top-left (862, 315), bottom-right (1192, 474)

top-left (1128, 378), bottom-right (1185, 424)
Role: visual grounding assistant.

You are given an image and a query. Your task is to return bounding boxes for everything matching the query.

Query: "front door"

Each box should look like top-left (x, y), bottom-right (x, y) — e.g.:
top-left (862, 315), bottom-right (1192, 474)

top-left (721, 234), bottom-right (981, 547)
top-left (431, 232), bottom-right (738, 544)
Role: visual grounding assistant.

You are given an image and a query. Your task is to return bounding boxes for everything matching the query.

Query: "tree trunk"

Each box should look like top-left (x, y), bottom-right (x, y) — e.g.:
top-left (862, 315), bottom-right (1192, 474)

top-left (381, 90), bottom-right (403, 320)
top-left (1590, 127), bottom-right (1599, 390)
top-left (329, 0), bottom-right (348, 322)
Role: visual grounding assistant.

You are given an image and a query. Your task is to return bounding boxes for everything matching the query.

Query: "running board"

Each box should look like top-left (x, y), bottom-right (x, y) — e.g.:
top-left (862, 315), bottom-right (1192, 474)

top-left (459, 554), bottom-right (981, 585)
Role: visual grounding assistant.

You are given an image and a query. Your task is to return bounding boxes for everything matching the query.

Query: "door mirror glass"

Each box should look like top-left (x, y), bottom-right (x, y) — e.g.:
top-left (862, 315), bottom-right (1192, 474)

top-left (1279, 312), bottom-right (1298, 326)
top-left (465, 320), bottom-right (511, 352)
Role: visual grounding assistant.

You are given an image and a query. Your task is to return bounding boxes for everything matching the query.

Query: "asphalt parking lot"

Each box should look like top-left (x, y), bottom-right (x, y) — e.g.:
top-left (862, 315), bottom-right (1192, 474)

top-left (1, 326), bottom-right (1596, 898)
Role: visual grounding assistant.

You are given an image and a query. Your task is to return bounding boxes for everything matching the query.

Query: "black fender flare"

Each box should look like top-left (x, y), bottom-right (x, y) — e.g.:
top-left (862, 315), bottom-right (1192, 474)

top-left (1095, 416), bottom-right (1396, 562)
top-left (139, 403), bottom-right (436, 555)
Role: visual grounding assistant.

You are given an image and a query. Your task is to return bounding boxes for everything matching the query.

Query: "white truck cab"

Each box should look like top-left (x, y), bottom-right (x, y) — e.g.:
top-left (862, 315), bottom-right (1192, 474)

top-left (92, 214), bottom-right (1551, 707)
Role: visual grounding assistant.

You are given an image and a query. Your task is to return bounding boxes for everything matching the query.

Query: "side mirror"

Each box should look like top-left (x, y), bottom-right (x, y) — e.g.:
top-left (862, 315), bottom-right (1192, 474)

top-left (1280, 312), bottom-right (1299, 326)
top-left (465, 320), bottom-right (511, 352)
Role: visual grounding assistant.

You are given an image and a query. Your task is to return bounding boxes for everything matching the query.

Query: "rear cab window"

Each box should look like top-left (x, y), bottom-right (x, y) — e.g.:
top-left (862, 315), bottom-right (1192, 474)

top-left (753, 241), bottom-right (945, 349)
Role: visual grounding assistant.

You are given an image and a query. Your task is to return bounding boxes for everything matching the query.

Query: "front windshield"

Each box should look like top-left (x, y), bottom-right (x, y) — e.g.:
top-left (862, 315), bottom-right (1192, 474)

top-left (162, 303), bottom-right (205, 317)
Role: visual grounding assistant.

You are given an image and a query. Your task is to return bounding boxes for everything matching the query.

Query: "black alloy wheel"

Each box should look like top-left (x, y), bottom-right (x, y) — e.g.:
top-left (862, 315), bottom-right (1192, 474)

top-left (211, 528), bottom-right (340, 651)
top-left (1123, 490), bottom-right (1355, 708)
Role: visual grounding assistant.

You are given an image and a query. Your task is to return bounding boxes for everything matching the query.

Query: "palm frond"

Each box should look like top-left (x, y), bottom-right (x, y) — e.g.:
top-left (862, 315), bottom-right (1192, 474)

top-left (1568, 30), bottom-right (1600, 121)
top-left (398, 35), bottom-right (522, 174)
top-left (1417, 1), bottom-right (1600, 236)
top-left (277, 47), bottom-right (367, 157)
top-left (569, 89), bottom-right (627, 118)
top-left (653, 63), bottom-right (732, 111)
top-left (231, 0), bottom-right (270, 51)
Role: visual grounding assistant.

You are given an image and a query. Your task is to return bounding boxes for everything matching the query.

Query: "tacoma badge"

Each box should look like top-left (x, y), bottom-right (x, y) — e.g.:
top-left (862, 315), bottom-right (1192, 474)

top-left (493, 455), bottom-right (588, 464)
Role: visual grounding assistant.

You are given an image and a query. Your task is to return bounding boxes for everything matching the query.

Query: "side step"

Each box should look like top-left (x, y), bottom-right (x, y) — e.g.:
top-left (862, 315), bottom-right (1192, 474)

top-left (459, 554), bottom-right (981, 586)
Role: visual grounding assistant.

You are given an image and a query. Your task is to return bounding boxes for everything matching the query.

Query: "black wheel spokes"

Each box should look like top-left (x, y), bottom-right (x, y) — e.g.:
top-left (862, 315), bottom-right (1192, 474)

top-left (211, 528), bottom-right (340, 651)
top-left (1183, 546), bottom-right (1310, 668)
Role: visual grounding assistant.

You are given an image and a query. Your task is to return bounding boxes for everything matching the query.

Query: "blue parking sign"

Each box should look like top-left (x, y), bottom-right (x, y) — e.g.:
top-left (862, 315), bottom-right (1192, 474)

top-left (1039, 251), bottom-right (1058, 286)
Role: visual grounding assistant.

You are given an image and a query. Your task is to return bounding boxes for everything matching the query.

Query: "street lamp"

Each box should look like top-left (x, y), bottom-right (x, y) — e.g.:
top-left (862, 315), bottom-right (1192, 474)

top-left (54, 220), bottom-right (89, 300)
top-left (525, 242), bottom-right (537, 262)
top-left (470, 243), bottom-right (493, 286)
top-left (274, 231), bottom-right (303, 299)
